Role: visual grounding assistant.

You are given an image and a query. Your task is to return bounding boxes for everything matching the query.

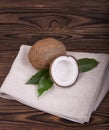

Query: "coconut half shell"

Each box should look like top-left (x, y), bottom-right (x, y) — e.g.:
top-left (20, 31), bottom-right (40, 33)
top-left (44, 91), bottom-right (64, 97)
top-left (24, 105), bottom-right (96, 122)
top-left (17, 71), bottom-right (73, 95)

top-left (28, 38), bottom-right (66, 70)
top-left (50, 55), bottom-right (79, 87)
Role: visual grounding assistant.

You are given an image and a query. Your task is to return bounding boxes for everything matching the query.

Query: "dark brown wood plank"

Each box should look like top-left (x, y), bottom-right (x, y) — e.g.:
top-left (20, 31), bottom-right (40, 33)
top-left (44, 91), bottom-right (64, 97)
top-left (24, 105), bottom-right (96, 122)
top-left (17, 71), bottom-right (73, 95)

top-left (0, 0), bottom-right (109, 130)
top-left (0, 1), bottom-right (109, 52)
top-left (0, 0), bottom-right (109, 8)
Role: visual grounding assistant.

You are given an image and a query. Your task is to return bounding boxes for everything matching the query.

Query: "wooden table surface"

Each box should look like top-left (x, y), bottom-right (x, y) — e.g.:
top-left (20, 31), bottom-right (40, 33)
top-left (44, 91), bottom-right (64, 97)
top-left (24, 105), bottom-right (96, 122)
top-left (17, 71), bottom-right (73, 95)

top-left (0, 0), bottom-right (109, 130)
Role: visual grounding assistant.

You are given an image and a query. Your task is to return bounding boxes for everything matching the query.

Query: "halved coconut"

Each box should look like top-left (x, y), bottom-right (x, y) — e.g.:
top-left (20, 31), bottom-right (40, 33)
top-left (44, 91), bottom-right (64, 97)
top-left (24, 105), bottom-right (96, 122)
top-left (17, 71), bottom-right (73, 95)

top-left (50, 56), bottom-right (79, 87)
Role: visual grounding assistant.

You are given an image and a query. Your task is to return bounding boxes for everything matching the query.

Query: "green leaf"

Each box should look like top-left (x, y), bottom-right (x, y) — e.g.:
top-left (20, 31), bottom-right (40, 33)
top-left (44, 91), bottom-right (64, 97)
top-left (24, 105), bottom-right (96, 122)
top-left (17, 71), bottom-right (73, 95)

top-left (77, 58), bottom-right (99, 72)
top-left (38, 72), bottom-right (53, 97)
top-left (26, 58), bottom-right (99, 97)
top-left (26, 69), bottom-right (48, 84)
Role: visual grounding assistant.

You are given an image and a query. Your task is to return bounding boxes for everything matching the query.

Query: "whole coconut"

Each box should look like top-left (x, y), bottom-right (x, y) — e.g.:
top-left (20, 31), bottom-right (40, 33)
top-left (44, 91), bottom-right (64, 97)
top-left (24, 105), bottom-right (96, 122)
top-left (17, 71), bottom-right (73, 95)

top-left (28, 38), bottom-right (66, 70)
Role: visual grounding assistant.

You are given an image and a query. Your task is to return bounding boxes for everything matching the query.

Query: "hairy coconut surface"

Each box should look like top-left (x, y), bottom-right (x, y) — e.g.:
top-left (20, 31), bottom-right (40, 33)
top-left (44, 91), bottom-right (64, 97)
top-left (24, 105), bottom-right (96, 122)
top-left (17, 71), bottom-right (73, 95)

top-left (28, 38), bottom-right (66, 70)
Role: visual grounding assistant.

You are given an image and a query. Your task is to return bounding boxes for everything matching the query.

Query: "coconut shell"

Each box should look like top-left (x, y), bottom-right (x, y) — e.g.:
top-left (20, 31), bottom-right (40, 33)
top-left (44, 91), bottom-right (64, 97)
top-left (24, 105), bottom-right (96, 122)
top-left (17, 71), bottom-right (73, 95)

top-left (50, 55), bottom-right (79, 88)
top-left (28, 38), bottom-right (66, 70)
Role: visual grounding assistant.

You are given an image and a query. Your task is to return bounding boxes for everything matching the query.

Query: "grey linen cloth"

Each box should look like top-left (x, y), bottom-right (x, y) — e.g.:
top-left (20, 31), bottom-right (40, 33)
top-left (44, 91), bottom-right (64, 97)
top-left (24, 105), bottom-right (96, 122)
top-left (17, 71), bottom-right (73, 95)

top-left (0, 45), bottom-right (109, 124)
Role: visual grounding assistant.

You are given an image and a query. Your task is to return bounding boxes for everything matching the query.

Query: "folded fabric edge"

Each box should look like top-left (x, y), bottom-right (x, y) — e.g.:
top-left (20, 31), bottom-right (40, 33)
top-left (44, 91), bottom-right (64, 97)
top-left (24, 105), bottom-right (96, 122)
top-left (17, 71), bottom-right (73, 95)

top-left (0, 45), bottom-right (25, 99)
top-left (85, 62), bottom-right (109, 122)
top-left (93, 63), bottom-right (109, 111)
top-left (0, 88), bottom-right (85, 124)
top-left (0, 92), bottom-right (14, 100)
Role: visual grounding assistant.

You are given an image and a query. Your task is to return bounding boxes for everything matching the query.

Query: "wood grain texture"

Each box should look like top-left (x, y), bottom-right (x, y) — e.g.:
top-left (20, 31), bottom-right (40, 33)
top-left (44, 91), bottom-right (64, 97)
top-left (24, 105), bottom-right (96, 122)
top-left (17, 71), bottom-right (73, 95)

top-left (0, 0), bottom-right (109, 130)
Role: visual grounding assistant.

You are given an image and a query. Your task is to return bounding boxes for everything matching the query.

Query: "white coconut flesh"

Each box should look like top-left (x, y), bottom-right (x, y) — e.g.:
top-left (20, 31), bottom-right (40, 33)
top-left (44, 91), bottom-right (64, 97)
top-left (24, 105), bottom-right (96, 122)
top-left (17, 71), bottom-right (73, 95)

top-left (50, 56), bottom-right (79, 87)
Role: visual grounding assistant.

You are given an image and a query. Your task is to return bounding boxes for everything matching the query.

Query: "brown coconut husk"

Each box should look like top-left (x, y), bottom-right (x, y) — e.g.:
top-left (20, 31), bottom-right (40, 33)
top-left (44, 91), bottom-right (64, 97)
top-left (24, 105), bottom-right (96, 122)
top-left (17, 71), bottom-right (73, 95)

top-left (28, 38), bottom-right (66, 70)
